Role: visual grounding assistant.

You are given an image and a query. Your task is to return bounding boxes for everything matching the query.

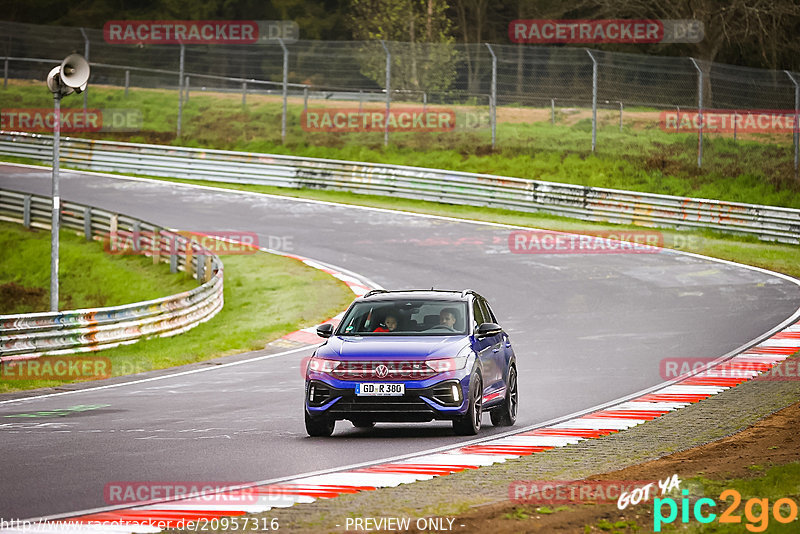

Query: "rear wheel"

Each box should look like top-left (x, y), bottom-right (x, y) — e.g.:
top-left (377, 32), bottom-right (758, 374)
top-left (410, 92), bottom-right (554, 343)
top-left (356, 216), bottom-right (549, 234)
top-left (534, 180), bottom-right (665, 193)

top-left (453, 373), bottom-right (482, 435)
top-left (490, 366), bottom-right (518, 427)
top-left (305, 410), bottom-right (335, 437)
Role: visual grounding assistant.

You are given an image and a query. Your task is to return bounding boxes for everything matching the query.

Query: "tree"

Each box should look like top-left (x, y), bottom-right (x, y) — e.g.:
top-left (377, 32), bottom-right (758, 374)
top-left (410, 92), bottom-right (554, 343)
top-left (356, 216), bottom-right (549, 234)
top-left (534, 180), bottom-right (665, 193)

top-left (348, 0), bottom-right (458, 93)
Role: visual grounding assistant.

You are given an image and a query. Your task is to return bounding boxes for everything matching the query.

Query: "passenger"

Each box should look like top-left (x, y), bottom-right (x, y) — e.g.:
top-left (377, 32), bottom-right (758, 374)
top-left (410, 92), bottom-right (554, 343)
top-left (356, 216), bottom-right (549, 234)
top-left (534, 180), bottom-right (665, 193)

top-left (374, 314), bottom-right (399, 333)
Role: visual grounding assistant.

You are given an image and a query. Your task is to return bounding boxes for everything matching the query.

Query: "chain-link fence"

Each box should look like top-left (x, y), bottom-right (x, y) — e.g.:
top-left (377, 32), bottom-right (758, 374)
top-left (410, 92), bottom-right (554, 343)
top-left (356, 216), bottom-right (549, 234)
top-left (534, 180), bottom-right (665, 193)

top-left (1, 21), bottom-right (798, 175)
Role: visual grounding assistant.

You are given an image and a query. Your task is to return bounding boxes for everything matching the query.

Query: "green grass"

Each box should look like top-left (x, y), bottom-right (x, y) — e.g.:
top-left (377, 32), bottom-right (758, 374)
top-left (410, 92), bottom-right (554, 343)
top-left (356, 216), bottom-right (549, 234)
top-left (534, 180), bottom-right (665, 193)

top-left (0, 221), bottom-right (355, 394)
top-left (2, 80), bottom-right (798, 208)
top-left (0, 221), bottom-right (196, 313)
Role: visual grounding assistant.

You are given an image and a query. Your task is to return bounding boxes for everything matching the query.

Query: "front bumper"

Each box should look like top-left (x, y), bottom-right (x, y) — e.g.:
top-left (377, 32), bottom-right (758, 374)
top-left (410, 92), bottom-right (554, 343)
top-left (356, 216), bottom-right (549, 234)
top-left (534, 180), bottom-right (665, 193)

top-left (305, 378), bottom-right (469, 422)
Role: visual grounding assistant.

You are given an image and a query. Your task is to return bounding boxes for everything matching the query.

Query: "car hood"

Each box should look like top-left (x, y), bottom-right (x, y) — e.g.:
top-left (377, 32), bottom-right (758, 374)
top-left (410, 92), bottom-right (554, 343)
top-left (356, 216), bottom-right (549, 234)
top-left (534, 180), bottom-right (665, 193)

top-left (317, 335), bottom-right (470, 360)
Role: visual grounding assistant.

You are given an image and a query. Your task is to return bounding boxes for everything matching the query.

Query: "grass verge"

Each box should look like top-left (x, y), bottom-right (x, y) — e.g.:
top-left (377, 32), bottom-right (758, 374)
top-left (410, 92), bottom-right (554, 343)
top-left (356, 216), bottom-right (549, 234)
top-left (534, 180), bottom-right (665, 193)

top-left (0, 220), bottom-right (355, 394)
top-left (1, 80), bottom-right (798, 208)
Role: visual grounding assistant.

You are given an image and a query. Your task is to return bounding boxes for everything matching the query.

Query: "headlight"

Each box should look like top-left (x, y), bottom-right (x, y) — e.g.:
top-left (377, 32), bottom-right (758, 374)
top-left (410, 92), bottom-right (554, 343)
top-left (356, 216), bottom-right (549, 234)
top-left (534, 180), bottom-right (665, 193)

top-left (426, 355), bottom-right (469, 373)
top-left (307, 357), bottom-right (340, 374)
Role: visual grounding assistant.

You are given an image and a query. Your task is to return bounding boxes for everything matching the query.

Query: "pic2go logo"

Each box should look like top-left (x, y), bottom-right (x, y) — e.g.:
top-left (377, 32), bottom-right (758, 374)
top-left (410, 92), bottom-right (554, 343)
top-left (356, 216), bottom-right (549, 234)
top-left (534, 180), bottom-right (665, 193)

top-left (654, 489), bottom-right (800, 532)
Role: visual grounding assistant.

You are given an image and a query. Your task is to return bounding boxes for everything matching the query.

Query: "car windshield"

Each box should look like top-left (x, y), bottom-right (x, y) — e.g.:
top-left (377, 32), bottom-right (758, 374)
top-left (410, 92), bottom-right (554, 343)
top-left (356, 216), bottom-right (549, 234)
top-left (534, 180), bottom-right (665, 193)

top-left (337, 299), bottom-right (469, 336)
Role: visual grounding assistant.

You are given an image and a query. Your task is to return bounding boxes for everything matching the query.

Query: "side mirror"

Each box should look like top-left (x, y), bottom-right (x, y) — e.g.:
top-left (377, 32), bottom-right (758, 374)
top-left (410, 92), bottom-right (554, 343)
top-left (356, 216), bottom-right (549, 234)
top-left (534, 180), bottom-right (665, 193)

top-left (316, 323), bottom-right (334, 338)
top-left (476, 322), bottom-right (502, 338)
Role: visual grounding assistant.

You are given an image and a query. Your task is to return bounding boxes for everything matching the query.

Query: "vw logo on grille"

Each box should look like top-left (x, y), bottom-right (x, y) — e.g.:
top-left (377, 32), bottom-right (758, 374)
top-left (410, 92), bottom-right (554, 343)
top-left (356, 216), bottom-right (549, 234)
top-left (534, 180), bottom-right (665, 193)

top-left (374, 364), bottom-right (389, 378)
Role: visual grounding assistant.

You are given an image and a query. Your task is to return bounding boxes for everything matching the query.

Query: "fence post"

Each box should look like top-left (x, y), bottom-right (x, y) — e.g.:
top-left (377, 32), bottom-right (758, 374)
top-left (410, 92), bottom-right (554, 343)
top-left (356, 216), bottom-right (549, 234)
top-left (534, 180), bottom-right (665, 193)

top-left (303, 85), bottom-right (308, 114)
top-left (380, 40), bottom-right (391, 147)
top-left (177, 43), bottom-right (185, 138)
top-left (83, 206), bottom-right (92, 240)
top-left (785, 70), bottom-right (799, 178)
top-left (3, 56), bottom-right (8, 89)
top-left (184, 76), bottom-right (190, 102)
top-left (618, 101), bottom-right (623, 132)
top-left (80, 28), bottom-right (89, 112)
top-left (676, 106), bottom-right (680, 131)
top-left (241, 81), bottom-right (247, 106)
top-left (358, 90), bottom-right (363, 113)
top-left (689, 57), bottom-right (703, 168)
top-left (124, 70), bottom-right (130, 97)
top-left (586, 49), bottom-right (598, 153)
top-left (551, 98), bottom-right (555, 124)
top-left (196, 253), bottom-right (205, 281)
top-left (278, 38), bottom-right (288, 144)
top-left (485, 43), bottom-right (497, 150)
top-left (23, 195), bottom-right (31, 228)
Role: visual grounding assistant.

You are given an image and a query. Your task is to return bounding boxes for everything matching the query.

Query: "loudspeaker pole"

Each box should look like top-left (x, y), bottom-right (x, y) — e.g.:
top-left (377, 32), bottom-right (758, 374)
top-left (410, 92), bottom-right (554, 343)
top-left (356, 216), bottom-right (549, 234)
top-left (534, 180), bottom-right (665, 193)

top-left (50, 91), bottom-right (61, 311)
top-left (46, 53), bottom-right (90, 312)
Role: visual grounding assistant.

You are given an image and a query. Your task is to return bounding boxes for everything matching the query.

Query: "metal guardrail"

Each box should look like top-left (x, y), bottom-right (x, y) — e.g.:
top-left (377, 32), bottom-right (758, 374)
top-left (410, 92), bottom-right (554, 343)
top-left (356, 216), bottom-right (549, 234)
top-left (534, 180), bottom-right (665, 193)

top-left (0, 188), bottom-right (224, 362)
top-left (1, 131), bottom-right (799, 244)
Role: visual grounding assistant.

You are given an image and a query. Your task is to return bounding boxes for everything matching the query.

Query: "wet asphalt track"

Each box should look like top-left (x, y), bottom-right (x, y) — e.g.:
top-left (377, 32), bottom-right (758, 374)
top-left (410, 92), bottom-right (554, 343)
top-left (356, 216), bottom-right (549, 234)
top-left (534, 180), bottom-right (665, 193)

top-left (1, 164), bottom-right (799, 520)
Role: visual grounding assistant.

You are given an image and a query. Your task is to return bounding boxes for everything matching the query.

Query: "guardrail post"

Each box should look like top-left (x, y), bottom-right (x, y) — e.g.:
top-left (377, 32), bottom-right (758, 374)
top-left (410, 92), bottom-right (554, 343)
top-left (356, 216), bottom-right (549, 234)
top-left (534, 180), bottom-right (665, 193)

top-left (380, 40), bottom-right (391, 147)
top-left (132, 220), bottom-right (141, 252)
top-left (152, 227), bottom-right (161, 265)
top-left (586, 49), bottom-right (598, 153)
top-left (196, 252), bottom-right (205, 281)
top-left (170, 244), bottom-right (178, 273)
top-left (23, 195), bottom-right (31, 228)
top-left (785, 70), bottom-right (799, 178)
top-left (177, 43), bottom-right (185, 138)
top-left (204, 255), bottom-right (212, 283)
top-left (278, 38), bottom-right (289, 144)
top-left (124, 70), bottom-right (130, 97)
top-left (485, 43), bottom-right (497, 150)
top-left (689, 57), bottom-right (703, 168)
top-left (83, 206), bottom-right (92, 240)
top-left (79, 28), bottom-right (89, 112)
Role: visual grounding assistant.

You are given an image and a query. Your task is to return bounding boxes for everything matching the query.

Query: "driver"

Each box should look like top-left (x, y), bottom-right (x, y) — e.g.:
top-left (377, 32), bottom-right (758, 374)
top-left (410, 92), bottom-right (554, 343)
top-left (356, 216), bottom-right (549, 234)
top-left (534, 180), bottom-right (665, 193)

top-left (438, 307), bottom-right (458, 329)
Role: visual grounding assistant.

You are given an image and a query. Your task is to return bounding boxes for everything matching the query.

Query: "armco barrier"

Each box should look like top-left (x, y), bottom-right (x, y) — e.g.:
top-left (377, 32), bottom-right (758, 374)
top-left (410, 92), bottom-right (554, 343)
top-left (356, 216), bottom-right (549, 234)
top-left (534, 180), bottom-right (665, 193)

top-left (0, 188), bottom-right (224, 362)
top-left (1, 131), bottom-right (798, 244)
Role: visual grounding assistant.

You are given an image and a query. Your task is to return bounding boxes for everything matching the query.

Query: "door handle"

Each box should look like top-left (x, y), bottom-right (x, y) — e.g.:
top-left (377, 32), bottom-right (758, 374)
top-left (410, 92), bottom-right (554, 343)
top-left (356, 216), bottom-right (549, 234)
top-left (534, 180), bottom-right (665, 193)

top-left (492, 347), bottom-right (501, 353)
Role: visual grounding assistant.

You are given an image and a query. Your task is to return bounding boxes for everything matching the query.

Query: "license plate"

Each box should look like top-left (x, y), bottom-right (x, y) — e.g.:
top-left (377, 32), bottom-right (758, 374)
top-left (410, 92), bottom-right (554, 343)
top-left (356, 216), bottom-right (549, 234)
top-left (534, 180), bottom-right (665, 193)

top-left (355, 383), bottom-right (405, 396)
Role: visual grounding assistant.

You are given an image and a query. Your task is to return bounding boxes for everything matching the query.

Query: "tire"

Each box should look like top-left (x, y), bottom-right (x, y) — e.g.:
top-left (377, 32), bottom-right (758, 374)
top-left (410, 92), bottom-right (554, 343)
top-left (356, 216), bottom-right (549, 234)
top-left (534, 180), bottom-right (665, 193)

top-left (351, 419), bottom-right (375, 428)
top-left (305, 410), bottom-right (335, 437)
top-left (453, 373), bottom-right (483, 436)
top-left (490, 366), bottom-right (518, 427)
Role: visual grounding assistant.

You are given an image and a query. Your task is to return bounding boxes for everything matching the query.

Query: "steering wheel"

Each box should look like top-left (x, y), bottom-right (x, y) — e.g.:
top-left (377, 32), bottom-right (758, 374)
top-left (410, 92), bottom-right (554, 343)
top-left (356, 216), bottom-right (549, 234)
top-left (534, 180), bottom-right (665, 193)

top-left (426, 324), bottom-right (456, 332)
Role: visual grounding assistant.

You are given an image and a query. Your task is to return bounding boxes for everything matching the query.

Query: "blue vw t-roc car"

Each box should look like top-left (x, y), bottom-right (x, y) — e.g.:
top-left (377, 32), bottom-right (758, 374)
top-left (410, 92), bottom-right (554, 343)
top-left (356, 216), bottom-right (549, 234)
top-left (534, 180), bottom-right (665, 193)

top-left (304, 289), bottom-right (518, 436)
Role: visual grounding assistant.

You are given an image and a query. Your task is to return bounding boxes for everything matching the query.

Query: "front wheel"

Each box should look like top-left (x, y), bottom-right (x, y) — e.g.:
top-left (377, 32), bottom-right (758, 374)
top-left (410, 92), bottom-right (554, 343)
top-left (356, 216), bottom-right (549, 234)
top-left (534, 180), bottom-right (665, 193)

top-left (305, 410), bottom-right (335, 437)
top-left (490, 366), bottom-right (518, 427)
top-left (453, 373), bottom-right (483, 435)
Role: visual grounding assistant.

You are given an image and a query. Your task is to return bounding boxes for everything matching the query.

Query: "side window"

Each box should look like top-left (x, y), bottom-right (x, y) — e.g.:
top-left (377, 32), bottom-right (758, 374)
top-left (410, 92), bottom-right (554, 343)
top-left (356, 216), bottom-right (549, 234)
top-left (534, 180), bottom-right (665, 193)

top-left (480, 298), bottom-right (497, 324)
top-left (472, 299), bottom-right (485, 331)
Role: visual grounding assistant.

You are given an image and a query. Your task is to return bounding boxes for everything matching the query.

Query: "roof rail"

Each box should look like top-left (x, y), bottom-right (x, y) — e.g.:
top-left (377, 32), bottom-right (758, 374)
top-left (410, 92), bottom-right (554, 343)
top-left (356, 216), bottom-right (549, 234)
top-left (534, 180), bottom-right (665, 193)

top-left (363, 289), bottom-right (390, 298)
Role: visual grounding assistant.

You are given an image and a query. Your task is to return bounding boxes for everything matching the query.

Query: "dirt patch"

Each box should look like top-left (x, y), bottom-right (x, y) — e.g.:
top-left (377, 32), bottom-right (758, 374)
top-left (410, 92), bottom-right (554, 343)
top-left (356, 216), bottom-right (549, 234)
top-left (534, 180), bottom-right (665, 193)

top-left (0, 282), bottom-right (46, 313)
top-left (445, 401), bottom-right (800, 533)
